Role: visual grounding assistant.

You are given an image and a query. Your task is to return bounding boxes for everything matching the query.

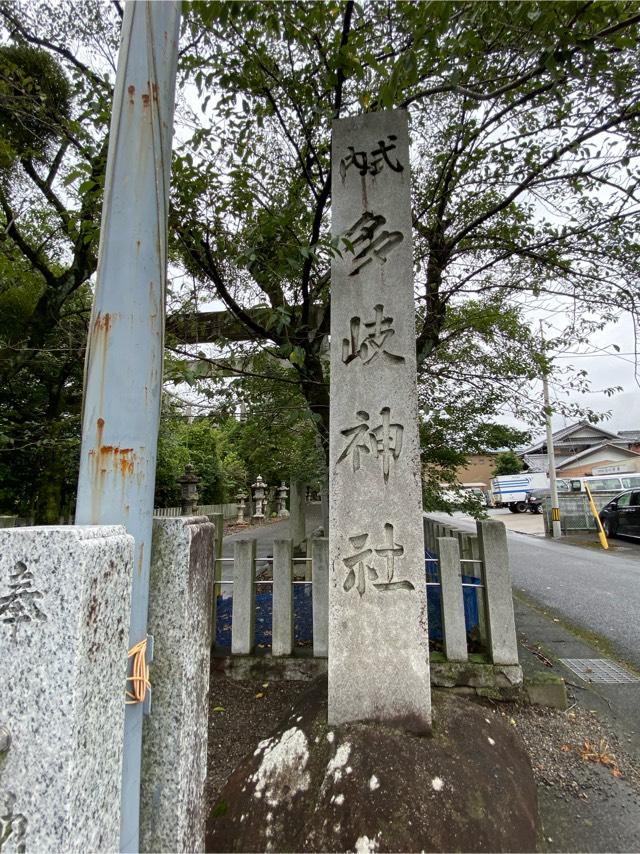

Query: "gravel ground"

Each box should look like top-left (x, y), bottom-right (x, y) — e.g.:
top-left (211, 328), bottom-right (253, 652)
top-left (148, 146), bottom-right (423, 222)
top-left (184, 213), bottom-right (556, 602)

top-left (205, 674), bottom-right (640, 851)
top-left (490, 701), bottom-right (640, 795)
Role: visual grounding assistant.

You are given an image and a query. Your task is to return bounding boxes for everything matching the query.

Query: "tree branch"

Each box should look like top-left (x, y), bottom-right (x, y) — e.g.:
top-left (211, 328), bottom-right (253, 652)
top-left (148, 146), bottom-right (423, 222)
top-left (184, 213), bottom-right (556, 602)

top-left (21, 157), bottom-right (77, 241)
top-left (447, 106), bottom-right (640, 251)
top-left (0, 6), bottom-right (111, 92)
top-left (0, 187), bottom-right (56, 286)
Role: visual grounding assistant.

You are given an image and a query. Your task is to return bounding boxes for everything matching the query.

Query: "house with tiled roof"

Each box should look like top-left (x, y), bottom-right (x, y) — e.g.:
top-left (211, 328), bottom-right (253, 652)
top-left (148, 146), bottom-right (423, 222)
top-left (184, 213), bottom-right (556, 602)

top-left (521, 421), bottom-right (640, 477)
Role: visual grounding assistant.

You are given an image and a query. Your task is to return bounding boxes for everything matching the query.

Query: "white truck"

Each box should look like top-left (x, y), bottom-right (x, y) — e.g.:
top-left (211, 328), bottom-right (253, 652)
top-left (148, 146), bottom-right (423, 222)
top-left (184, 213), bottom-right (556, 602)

top-left (490, 472), bottom-right (549, 513)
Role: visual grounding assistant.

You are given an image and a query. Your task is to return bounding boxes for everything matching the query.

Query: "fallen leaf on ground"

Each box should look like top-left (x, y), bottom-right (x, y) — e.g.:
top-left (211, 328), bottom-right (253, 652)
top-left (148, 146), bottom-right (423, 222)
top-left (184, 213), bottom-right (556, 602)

top-left (580, 738), bottom-right (622, 777)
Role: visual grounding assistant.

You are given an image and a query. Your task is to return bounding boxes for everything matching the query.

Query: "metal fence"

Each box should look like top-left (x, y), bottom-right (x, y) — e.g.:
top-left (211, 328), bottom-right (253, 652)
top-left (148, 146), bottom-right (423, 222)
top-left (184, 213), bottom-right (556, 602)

top-left (216, 516), bottom-right (518, 667)
top-left (1, 503), bottom-right (238, 527)
top-left (153, 502), bottom-right (237, 520)
top-left (214, 538), bottom-right (328, 657)
top-left (542, 491), bottom-right (619, 533)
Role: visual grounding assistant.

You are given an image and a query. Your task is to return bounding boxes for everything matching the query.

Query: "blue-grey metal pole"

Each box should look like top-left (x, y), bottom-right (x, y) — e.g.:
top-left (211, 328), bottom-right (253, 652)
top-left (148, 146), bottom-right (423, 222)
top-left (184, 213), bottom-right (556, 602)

top-left (74, 2), bottom-right (180, 851)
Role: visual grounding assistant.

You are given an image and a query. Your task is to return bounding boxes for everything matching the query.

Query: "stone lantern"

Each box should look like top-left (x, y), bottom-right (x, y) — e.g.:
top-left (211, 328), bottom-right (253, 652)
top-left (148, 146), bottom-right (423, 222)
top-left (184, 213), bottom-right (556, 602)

top-left (235, 491), bottom-right (248, 524)
top-left (176, 463), bottom-right (200, 516)
top-left (277, 481), bottom-right (289, 517)
top-left (251, 475), bottom-right (267, 522)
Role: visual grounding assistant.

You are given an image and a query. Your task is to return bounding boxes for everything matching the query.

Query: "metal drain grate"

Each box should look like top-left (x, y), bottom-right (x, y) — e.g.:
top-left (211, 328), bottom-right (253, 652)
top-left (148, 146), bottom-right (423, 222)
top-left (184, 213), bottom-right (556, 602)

top-left (559, 658), bottom-right (640, 684)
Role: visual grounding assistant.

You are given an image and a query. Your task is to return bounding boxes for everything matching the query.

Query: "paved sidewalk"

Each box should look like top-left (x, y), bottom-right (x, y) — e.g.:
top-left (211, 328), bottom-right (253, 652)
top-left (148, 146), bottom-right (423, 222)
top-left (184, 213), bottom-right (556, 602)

top-left (488, 507), bottom-right (546, 535)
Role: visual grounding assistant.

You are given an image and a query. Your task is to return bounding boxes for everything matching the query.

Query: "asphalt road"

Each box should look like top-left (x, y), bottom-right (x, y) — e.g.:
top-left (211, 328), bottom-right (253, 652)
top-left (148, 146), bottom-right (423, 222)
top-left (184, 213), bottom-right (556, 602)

top-left (430, 511), bottom-right (640, 669)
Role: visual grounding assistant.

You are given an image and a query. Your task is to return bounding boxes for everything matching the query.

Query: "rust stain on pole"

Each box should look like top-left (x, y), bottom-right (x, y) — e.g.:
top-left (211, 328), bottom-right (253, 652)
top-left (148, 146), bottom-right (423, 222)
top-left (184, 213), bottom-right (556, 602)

top-left (89, 416), bottom-right (139, 521)
top-left (74, 3), bottom-right (181, 847)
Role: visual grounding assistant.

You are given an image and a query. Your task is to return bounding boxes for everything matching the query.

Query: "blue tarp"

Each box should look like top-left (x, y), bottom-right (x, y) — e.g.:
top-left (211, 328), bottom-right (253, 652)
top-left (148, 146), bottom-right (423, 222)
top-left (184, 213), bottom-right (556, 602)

top-left (425, 549), bottom-right (480, 642)
top-left (216, 584), bottom-right (313, 649)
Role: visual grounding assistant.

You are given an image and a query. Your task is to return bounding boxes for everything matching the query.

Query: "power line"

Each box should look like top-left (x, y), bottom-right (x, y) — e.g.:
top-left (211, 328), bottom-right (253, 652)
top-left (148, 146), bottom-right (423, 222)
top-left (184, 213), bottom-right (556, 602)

top-left (545, 321), bottom-right (638, 367)
top-left (554, 352), bottom-right (637, 360)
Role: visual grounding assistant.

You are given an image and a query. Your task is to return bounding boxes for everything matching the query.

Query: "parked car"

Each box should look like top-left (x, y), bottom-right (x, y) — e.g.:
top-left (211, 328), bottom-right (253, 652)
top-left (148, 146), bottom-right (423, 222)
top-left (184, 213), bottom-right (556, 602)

top-left (525, 489), bottom-right (548, 514)
top-left (599, 489), bottom-right (640, 539)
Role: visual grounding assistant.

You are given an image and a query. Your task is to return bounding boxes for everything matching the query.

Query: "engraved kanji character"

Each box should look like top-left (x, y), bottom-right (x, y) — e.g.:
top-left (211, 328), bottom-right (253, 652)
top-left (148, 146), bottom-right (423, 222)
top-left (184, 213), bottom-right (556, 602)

top-left (369, 135), bottom-right (404, 174)
top-left (337, 411), bottom-right (371, 473)
top-left (338, 407), bottom-right (404, 481)
top-left (372, 523), bottom-right (414, 592)
top-left (339, 136), bottom-right (405, 178)
top-left (342, 304), bottom-right (405, 366)
top-left (339, 146), bottom-right (369, 179)
top-left (0, 794), bottom-right (27, 853)
top-left (342, 525), bottom-right (415, 597)
top-left (0, 562), bottom-right (47, 628)
top-left (370, 407), bottom-right (404, 484)
top-left (342, 533), bottom-right (378, 596)
top-left (343, 211), bottom-right (403, 276)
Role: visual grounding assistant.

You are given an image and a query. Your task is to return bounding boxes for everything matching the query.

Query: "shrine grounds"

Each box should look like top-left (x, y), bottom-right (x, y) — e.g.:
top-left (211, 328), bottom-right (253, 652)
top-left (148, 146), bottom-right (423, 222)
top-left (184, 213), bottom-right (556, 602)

top-left (205, 515), bottom-right (640, 853)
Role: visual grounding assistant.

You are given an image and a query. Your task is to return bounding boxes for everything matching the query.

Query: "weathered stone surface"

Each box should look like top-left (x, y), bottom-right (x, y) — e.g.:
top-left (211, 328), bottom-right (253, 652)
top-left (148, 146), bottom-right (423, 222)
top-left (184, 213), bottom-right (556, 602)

top-left (430, 660), bottom-right (523, 691)
top-left (477, 520), bottom-right (519, 665)
top-left (289, 480), bottom-right (306, 549)
top-left (0, 525), bottom-right (133, 853)
top-left (212, 655), bottom-right (328, 682)
top-left (437, 537), bottom-right (467, 662)
top-left (140, 516), bottom-right (215, 853)
top-left (272, 539), bottom-right (293, 657)
top-left (525, 672), bottom-right (568, 710)
top-left (311, 538), bottom-right (328, 657)
top-left (206, 678), bottom-right (538, 853)
top-left (232, 539), bottom-right (256, 655)
top-left (329, 109), bottom-right (430, 730)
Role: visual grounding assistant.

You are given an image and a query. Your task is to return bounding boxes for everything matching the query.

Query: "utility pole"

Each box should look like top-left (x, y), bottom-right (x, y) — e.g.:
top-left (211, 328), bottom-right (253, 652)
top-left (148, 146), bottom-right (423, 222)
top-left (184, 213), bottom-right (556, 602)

top-left (75, 3), bottom-right (181, 850)
top-left (540, 322), bottom-right (562, 539)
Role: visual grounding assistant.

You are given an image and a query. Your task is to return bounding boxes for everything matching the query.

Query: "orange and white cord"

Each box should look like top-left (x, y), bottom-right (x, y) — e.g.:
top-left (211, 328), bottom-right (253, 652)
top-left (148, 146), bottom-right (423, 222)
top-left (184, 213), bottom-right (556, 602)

top-left (125, 638), bottom-right (150, 704)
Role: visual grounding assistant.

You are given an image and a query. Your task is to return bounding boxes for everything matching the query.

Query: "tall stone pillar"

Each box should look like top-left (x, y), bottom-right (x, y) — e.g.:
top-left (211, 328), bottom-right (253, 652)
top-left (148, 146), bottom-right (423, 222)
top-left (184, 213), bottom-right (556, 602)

top-left (329, 110), bottom-right (431, 731)
top-left (0, 525), bottom-right (134, 852)
top-left (140, 516), bottom-right (215, 853)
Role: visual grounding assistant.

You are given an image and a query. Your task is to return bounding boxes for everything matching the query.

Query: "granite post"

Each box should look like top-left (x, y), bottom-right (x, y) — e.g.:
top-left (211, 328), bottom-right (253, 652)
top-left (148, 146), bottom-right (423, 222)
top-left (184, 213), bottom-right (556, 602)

top-left (477, 519), bottom-right (519, 665)
top-left (272, 539), bottom-right (294, 656)
top-left (311, 537), bottom-right (329, 658)
top-left (231, 539), bottom-right (256, 655)
top-left (207, 512), bottom-right (224, 645)
top-left (437, 537), bottom-right (468, 662)
top-left (329, 110), bottom-right (431, 730)
top-left (140, 516), bottom-right (215, 853)
top-left (289, 480), bottom-right (306, 548)
top-left (0, 525), bottom-right (133, 852)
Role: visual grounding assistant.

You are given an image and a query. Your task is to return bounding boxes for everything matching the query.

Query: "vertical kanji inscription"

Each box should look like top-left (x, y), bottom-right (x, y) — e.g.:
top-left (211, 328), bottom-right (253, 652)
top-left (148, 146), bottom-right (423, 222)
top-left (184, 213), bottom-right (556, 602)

top-left (329, 110), bottom-right (431, 731)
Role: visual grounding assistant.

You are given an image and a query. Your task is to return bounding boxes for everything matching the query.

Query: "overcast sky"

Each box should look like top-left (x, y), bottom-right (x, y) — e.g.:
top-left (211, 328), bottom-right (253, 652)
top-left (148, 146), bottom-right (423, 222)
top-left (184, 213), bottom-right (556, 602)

top-left (511, 311), bottom-right (640, 441)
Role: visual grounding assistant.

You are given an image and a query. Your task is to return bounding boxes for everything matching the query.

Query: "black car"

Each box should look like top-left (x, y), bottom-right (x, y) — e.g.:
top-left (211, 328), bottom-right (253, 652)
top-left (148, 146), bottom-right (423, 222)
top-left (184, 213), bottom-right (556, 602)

top-left (525, 488), bottom-right (549, 514)
top-left (599, 489), bottom-right (640, 539)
